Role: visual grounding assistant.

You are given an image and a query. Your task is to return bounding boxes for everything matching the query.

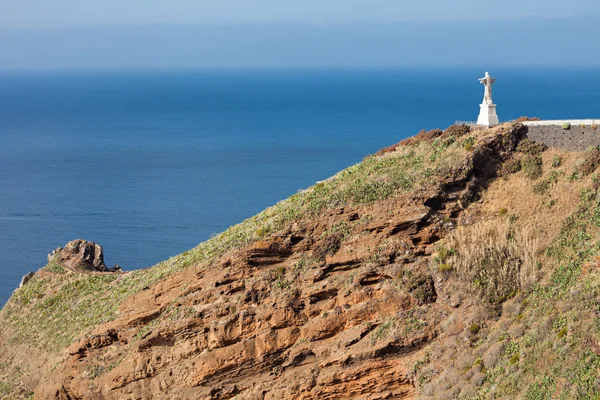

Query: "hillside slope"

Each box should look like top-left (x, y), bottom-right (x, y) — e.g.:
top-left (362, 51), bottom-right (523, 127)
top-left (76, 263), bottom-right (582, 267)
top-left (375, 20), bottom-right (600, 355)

top-left (2, 123), bottom-right (600, 399)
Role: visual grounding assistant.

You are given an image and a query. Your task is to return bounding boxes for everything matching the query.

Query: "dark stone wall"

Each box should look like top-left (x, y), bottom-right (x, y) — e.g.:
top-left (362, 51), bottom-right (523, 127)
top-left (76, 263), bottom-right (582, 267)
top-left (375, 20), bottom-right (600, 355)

top-left (525, 125), bottom-right (600, 151)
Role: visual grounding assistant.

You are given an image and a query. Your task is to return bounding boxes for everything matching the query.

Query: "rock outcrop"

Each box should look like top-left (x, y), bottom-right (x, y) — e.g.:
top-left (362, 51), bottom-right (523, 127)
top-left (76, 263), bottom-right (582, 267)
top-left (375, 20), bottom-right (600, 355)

top-left (18, 272), bottom-right (35, 288)
top-left (48, 239), bottom-right (120, 273)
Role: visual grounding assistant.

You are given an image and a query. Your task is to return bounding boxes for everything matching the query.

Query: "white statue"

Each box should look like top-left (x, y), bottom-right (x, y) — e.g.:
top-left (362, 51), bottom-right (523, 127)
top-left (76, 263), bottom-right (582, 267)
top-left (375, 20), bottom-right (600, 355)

top-left (476, 71), bottom-right (499, 126)
top-left (478, 72), bottom-right (496, 105)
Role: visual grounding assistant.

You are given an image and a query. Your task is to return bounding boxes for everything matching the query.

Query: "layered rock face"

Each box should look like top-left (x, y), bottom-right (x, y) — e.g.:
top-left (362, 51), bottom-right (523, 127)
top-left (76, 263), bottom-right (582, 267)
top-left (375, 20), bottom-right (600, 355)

top-left (33, 127), bottom-right (525, 399)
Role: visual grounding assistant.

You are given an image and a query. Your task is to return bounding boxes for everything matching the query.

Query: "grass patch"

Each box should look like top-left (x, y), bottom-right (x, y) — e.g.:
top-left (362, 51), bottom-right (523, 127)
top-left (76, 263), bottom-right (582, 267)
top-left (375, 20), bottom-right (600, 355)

top-left (446, 220), bottom-right (537, 304)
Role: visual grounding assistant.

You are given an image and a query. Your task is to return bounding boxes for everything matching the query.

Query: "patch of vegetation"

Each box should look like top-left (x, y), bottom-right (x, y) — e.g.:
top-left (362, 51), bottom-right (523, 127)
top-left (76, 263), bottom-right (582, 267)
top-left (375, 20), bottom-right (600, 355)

top-left (500, 158), bottom-right (522, 176)
top-left (44, 262), bottom-right (67, 274)
top-left (446, 221), bottom-right (537, 304)
top-left (0, 380), bottom-right (12, 397)
top-left (438, 263), bottom-right (453, 272)
top-left (370, 318), bottom-right (396, 345)
top-left (462, 136), bottom-right (476, 152)
top-left (533, 171), bottom-right (559, 195)
top-left (254, 226), bottom-right (270, 238)
top-left (557, 327), bottom-right (568, 339)
top-left (551, 155), bottom-right (562, 168)
top-left (469, 323), bottom-right (481, 334)
top-left (516, 139), bottom-right (547, 156)
top-left (522, 155), bottom-right (543, 180)
top-left (562, 122), bottom-right (571, 130)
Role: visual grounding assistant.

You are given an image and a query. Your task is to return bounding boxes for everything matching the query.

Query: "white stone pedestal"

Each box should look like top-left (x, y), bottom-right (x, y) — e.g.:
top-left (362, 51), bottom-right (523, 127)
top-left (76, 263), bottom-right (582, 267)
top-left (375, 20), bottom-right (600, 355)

top-left (477, 103), bottom-right (499, 127)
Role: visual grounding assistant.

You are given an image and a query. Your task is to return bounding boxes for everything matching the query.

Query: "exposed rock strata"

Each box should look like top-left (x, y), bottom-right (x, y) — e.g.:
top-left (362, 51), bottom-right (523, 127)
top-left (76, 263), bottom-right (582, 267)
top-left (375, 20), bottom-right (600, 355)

top-left (31, 125), bottom-right (527, 399)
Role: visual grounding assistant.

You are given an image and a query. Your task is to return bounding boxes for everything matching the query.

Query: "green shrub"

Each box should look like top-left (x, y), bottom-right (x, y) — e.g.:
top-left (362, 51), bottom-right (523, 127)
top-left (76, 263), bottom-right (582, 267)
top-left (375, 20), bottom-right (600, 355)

top-left (463, 136), bottom-right (476, 152)
top-left (533, 172), bottom-right (558, 195)
top-left (557, 327), bottom-right (568, 339)
top-left (470, 323), bottom-right (481, 334)
top-left (509, 354), bottom-right (520, 365)
top-left (499, 208), bottom-right (508, 216)
top-left (255, 226), bottom-right (270, 238)
top-left (436, 246), bottom-right (451, 262)
top-left (551, 155), bottom-right (562, 168)
top-left (0, 381), bottom-right (12, 397)
top-left (562, 122), bottom-right (571, 130)
top-left (522, 155), bottom-right (543, 180)
top-left (438, 263), bottom-right (453, 272)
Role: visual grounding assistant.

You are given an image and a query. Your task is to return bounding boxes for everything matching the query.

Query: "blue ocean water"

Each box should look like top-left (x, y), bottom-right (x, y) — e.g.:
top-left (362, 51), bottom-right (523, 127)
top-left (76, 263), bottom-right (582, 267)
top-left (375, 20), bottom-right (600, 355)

top-left (1, 67), bottom-right (600, 305)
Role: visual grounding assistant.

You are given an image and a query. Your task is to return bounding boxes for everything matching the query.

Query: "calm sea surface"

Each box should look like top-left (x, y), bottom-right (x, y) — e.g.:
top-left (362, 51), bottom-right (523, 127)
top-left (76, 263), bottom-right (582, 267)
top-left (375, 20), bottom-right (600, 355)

top-left (1, 67), bottom-right (600, 305)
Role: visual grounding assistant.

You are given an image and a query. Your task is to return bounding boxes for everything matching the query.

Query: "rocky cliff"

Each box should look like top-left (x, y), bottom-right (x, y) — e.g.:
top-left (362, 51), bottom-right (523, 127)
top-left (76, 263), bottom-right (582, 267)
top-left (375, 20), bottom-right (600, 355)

top-left (2, 123), bottom-right (600, 399)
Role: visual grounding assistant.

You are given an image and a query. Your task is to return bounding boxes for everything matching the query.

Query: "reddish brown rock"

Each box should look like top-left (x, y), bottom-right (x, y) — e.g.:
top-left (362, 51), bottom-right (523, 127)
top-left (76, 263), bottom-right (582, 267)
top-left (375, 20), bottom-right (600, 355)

top-left (30, 126), bottom-right (528, 399)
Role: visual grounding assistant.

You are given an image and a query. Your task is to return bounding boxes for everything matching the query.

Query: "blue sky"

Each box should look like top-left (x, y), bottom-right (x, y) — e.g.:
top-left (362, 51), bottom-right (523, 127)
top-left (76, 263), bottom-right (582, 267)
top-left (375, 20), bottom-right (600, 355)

top-left (0, 1), bottom-right (598, 69)
top-left (1, 0), bottom-right (598, 28)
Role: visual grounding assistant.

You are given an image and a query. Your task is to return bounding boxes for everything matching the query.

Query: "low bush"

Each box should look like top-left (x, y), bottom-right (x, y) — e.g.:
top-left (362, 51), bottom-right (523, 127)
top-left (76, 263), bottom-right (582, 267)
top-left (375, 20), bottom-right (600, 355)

top-left (500, 158), bottom-right (522, 176)
top-left (516, 139), bottom-right (547, 156)
top-left (522, 155), bottom-right (543, 180)
top-left (438, 263), bottom-right (453, 272)
top-left (551, 155), bottom-right (562, 168)
top-left (562, 122), bottom-right (571, 130)
top-left (462, 136), bottom-right (476, 152)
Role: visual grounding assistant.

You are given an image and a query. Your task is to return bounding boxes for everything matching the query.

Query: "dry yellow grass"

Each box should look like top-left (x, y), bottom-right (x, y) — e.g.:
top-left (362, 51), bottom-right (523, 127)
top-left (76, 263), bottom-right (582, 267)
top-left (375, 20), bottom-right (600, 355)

top-left (446, 220), bottom-right (538, 302)
top-left (467, 148), bottom-right (590, 279)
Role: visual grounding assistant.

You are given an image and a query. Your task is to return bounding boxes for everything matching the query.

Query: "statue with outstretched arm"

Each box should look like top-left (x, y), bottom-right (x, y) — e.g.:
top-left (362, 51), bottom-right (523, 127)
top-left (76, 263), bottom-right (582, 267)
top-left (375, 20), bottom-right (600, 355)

top-left (479, 72), bottom-right (496, 105)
